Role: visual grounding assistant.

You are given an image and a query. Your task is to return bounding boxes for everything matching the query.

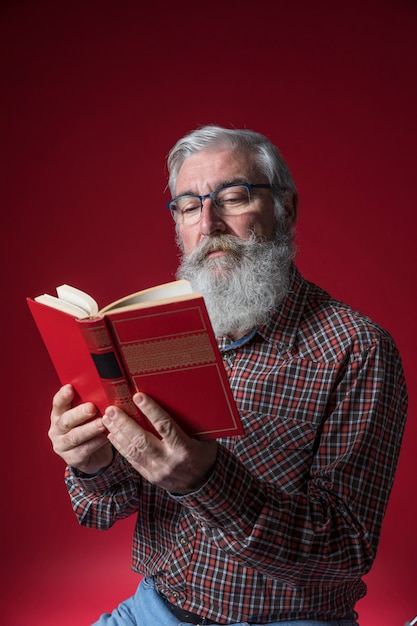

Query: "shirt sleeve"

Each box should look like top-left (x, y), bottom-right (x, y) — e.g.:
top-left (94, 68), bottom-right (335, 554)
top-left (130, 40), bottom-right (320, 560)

top-left (65, 450), bottom-right (142, 529)
top-left (172, 334), bottom-right (408, 587)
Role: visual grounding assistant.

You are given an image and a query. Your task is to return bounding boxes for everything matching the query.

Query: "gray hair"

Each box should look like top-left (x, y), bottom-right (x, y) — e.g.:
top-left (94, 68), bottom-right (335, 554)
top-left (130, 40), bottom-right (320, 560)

top-left (167, 125), bottom-right (297, 216)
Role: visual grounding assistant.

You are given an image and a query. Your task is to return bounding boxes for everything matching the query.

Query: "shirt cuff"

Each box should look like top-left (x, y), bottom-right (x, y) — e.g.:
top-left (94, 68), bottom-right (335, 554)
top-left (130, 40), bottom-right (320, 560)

top-left (66, 450), bottom-right (134, 493)
top-left (171, 444), bottom-right (265, 533)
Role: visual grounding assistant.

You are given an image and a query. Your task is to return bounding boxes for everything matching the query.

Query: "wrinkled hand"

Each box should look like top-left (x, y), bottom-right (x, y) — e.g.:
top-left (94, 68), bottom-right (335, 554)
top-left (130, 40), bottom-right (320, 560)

top-left (102, 392), bottom-right (218, 494)
top-left (49, 384), bottom-right (113, 474)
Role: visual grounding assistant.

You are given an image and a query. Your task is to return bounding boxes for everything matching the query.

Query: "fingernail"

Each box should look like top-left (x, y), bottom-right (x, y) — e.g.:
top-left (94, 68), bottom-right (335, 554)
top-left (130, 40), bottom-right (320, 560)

top-left (104, 407), bottom-right (116, 419)
top-left (82, 404), bottom-right (94, 418)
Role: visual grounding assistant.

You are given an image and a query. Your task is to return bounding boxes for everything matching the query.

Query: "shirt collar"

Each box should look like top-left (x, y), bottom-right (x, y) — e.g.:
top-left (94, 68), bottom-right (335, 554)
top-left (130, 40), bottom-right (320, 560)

top-left (258, 264), bottom-right (309, 352)
top-left (217, 264), bottom-right (310, 354)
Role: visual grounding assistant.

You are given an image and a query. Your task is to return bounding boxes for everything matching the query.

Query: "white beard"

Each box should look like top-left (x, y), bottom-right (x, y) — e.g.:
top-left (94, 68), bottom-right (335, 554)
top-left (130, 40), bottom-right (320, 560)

top-left (176, 229), bottom-right (295, 337)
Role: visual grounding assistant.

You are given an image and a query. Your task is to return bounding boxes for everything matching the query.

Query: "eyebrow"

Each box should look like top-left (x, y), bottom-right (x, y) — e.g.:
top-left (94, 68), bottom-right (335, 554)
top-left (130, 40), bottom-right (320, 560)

top-left (176, 177), bottom-right (249, 198)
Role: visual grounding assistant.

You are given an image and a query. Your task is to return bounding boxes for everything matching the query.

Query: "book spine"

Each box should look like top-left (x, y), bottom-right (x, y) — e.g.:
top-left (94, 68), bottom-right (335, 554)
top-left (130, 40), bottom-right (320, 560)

top-left (76, 316), bottom-right (140, 419)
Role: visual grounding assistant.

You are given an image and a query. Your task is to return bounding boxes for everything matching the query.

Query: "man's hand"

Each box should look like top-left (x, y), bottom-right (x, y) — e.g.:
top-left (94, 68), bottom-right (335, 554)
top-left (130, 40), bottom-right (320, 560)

top-left (102, 392), bottom-right (218, 494)
top-left (49, 384), bottom-right (113, 474)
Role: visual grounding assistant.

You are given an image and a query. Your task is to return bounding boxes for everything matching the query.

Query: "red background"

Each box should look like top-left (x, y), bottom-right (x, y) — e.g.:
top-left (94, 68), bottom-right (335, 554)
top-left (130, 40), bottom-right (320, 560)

top-left (1, 1), bottom-right (416, 624)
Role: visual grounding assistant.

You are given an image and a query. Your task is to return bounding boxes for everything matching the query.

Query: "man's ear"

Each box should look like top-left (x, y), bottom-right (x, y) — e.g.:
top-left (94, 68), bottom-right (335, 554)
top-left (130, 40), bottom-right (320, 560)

top-left (284, 191), bottom-right (299, 228)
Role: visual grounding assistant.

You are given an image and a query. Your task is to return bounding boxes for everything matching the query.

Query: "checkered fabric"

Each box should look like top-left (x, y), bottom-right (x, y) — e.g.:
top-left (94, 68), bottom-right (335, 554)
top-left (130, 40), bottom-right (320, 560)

top-left (66, 265), bottom-right (407, 624)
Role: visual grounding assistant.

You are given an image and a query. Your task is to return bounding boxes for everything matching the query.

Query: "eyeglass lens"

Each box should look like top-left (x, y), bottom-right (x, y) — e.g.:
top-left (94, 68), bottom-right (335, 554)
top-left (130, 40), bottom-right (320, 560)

top-left (171, 184), bottom-right (252, 225)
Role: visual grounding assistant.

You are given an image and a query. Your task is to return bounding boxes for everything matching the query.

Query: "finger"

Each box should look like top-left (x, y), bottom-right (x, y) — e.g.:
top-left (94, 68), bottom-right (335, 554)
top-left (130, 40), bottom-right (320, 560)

top-left (133, 392), bottom-right (186, 443)
top-left (61, 402), bottom-right (98, 429)
top-left (102, 406), bottom-right (154, 466)
top-left (51, 384), bottom-right (75, 418)
top-left (51, 385), bottom-right (98, 433)
top-left (61, 433), bottom-right (110, 466)
top-left (49, 412), bottom-right (107, 452)
top-left (102, 406), bottom-right (148, 447)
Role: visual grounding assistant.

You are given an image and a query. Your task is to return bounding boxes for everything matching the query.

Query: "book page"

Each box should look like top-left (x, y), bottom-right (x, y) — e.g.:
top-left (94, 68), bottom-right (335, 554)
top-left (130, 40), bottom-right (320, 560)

top-left (57, 285), bottom-right (99, 316)
top-left (34, 285), bottom-right (99, 318)
top-left (101, 280), bottom-right (194, 313)
top-left (33, 294), bottom-right (90, 318)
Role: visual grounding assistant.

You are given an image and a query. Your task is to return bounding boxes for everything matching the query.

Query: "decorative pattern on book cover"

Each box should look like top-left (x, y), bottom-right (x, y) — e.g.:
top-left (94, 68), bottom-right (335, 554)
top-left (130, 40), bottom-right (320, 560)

top-left (104, 300), bottom-right (243, 438)
top-left (77, 317), bottom-right (141, 419)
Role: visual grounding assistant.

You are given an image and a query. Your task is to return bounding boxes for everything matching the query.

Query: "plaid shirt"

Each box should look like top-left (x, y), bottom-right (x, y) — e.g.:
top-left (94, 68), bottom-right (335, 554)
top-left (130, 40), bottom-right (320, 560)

top-left (65, 265), bottom-right (407, 623)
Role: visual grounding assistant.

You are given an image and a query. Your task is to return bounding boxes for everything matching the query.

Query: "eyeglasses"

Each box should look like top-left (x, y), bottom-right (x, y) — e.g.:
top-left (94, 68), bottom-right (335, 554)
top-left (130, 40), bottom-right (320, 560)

top-left (167, 182), bottom-right (280, 226)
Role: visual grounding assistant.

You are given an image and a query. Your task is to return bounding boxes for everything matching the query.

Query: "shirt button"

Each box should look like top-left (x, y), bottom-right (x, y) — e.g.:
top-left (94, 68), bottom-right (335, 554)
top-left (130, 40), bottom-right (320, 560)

top-left (179, 536), bottom-right (189, 546)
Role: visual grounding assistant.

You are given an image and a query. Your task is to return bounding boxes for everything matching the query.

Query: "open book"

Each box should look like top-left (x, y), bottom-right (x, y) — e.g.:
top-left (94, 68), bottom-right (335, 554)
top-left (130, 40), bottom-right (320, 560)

top-left (27, 280), bottom-right (243, 439)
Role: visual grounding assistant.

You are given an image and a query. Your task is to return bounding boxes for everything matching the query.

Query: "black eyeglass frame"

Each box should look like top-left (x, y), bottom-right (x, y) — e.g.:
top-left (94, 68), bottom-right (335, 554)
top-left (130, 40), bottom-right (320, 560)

top-left (166, 182), bottom-right (285, 218)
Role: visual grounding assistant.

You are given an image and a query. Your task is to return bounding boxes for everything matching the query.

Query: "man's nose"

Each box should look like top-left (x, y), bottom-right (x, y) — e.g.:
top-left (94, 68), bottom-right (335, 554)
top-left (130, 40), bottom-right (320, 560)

top-left (199, 197), bottom-right (226, 236)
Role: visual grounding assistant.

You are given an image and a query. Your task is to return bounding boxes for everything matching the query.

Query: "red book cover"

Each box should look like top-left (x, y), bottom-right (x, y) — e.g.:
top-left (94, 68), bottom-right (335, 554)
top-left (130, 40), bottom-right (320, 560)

top-left (27, 288), bottom-right (243, 439)
top-left (103, 297), bottom-right (242, 439)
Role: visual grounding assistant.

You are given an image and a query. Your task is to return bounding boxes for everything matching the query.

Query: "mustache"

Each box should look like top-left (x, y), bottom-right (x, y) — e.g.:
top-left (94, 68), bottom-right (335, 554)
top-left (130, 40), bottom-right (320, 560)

top-left (185, 234), bottom-right (253, 266)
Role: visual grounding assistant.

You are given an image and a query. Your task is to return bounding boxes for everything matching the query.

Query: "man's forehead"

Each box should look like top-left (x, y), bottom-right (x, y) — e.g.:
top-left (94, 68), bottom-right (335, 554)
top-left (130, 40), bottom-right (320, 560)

top-left (176, 148), bottom-right (259, 193)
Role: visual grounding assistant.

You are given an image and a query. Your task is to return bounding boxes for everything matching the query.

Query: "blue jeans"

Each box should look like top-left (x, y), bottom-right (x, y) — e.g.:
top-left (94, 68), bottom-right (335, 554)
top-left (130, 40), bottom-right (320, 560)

top-left (92, 576), bottom-right (359, 626)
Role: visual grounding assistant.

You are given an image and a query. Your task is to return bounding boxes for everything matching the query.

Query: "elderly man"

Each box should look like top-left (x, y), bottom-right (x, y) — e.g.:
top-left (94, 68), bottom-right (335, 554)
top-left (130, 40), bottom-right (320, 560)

top-left (49, 125), bottom-right (407, 625)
